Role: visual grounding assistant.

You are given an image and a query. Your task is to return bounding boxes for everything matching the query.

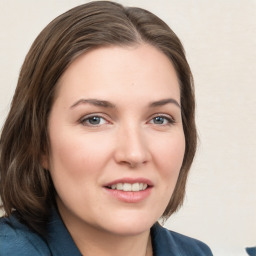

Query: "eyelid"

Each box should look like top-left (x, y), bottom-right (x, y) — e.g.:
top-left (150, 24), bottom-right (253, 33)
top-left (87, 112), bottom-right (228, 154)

top-left (78, 112), bottom-right (176, 126)
top-left (79, 113), bottom-right (111, 126)
top-left (148, 113), bottom-right (176, 124)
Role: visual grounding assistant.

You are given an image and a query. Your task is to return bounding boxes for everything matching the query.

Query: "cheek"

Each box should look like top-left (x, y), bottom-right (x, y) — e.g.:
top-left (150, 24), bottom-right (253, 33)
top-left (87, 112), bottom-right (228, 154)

top-left (48, 131), bottom-right (112, 183)
top-left (147, 131), bottom-right (185, 216)
top-left (47, 134), bottom-right (104, 207)
top-left (151, 131), bottom-right (185, 185)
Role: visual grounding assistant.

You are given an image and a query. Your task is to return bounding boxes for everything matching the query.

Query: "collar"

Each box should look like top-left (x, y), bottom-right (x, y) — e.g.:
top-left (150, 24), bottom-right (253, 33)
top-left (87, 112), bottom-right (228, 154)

top-left (151, 222), bottom-right (182, 256)
top-left (46, 208), bottom-right (82, 256)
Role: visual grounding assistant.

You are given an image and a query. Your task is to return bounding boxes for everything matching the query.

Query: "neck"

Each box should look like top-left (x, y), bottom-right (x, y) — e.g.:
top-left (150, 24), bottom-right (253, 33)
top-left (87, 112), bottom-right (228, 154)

top-left (73, 226), bottom-right (152, 256)
top-left (66, 220), bottom-right (152, 256)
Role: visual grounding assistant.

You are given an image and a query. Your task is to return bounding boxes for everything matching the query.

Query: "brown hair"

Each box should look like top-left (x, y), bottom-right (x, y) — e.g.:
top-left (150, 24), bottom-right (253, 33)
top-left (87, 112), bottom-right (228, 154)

top-left (0, 1), bottom-right (196, 235)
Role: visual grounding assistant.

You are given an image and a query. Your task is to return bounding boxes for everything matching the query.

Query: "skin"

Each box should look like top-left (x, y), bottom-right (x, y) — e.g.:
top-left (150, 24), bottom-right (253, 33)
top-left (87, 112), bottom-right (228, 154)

top-left (43, 43), bottom-right (185, 256)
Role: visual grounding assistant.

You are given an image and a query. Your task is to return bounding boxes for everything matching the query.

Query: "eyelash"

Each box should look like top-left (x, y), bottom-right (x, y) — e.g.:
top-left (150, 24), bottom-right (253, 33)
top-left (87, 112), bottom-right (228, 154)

top-left (80, 114), bottom-right (109, 126)
top-left (148, 114), bottom-right (175, 126)
top-left (79, 113), bottom-right (175, 127)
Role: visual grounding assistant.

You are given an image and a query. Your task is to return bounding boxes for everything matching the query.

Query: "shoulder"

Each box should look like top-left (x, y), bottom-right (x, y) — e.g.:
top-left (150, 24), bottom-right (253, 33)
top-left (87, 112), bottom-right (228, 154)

top-left (0, 214), bottom-right (51, 256)
top-left (151, 223), bottom-right (213, 256)
top-left (168, 229), bottom-right (213, 255)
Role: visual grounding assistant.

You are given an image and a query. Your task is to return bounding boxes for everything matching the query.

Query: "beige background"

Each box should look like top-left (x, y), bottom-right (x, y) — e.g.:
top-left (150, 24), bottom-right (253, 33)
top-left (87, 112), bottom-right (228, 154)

top-left (0, 1), bottom-right (255, 255)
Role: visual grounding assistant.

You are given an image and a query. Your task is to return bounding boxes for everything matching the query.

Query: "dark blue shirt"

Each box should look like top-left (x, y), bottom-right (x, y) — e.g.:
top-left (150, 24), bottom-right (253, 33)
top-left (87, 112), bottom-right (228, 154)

top-left (246, 247), bottom-right (256, 256)
top-left (0, 209), bottom-right (213, 255)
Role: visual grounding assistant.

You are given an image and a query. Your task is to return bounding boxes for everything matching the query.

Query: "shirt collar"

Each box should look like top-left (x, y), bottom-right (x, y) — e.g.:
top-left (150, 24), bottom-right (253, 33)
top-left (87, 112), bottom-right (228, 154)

top-left (46, 208), bottom-right (82, 256)
top-left (151, 222), bottom-right (180, 256)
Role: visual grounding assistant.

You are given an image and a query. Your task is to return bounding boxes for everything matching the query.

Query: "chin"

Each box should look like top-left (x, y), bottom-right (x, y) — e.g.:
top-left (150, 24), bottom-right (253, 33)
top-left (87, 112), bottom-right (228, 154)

top-left (99, 212), bottom-right (157, 236)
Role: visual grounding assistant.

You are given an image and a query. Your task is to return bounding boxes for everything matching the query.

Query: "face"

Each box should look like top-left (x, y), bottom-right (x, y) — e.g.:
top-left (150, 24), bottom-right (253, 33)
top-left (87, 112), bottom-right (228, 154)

top-left (44, 43), bottom-right (185, 236)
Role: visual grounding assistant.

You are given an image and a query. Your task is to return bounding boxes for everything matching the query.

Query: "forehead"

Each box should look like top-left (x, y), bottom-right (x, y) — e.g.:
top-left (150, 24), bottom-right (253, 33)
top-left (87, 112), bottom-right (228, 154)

top-left (55, 43), bottom-right (180, 105)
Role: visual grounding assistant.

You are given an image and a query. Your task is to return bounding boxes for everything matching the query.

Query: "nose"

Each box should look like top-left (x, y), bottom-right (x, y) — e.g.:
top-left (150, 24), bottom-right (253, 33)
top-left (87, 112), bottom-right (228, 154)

top-left (114, 125), bottom-right (151, 168)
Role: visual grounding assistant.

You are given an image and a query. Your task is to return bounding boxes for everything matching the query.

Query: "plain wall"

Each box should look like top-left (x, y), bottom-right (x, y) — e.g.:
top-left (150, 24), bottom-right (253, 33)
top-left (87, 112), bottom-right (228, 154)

top-left (0, 1), bottom-right (255, 255)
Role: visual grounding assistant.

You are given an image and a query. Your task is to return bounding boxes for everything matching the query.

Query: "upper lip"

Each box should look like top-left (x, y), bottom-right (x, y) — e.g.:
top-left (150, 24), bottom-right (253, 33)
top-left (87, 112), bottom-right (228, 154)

top-left (104, 177), bottom-right (153, 187)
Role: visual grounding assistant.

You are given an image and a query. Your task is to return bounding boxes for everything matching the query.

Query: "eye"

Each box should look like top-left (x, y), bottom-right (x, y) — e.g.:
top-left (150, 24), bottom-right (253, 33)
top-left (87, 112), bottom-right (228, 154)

top-left (80, 115), bottom-right (108, 126)
top-left (149, 115), bottom-right (175, 125)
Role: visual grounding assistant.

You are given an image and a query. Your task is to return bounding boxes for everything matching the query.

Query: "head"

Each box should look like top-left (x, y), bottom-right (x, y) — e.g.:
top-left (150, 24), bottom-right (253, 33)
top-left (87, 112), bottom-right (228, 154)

top-left (0, 1), bottom-right (196, 235)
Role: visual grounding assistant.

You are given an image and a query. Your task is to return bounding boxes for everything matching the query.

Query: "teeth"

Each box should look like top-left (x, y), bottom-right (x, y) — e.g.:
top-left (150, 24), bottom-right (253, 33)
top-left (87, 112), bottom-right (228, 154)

top-left (110, 183), bottom-right (148, 191)
top-left (111, 184), bottom-right (117, 189)
top-left (123, 183), bottom-right (131, 191)
top-left (132, 183), bottom-right (140, 191)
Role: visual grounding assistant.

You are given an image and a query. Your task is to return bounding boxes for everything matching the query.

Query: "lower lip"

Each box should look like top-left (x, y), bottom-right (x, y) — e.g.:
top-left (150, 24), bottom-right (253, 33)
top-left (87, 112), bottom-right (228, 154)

top-left (104, 187), bottom-right (152, 203)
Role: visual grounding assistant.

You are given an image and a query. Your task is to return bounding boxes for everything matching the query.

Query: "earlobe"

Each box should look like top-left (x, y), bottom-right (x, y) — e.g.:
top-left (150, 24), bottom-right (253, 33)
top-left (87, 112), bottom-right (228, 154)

top-left (41, 154), bottom-right (49, 170)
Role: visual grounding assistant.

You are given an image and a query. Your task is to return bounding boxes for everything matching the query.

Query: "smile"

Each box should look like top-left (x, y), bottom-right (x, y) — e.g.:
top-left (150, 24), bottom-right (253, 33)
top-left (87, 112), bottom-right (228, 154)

top-left (108, 183), bottom-right (148, 192)
top-left (104, 179), bottom-right (153, 203)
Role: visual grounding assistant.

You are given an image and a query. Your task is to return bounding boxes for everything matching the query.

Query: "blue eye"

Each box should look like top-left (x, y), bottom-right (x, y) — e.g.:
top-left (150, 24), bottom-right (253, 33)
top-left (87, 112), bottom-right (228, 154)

top-left (149, 115), bottom-right (174, 125)
top-left (153, 116), bottom-right (165, 124)
top-left (81, 116), bottom-right (107, 126)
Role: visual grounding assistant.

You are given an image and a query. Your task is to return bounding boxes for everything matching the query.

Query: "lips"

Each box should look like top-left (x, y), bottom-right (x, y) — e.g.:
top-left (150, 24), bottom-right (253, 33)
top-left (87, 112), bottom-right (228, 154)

top-left (103, 178), bottom-right (153, 203)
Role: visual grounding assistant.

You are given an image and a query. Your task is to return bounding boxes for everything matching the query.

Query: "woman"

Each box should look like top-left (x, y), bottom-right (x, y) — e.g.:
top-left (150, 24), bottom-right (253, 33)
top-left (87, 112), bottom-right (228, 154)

top-left (0, 1), bottom-right (212, 255)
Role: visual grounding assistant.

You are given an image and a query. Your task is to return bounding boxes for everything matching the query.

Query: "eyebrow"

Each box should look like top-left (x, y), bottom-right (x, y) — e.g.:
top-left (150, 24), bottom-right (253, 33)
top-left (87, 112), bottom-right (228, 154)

top-left (70, 97), bottom-right (180, 109)
top-left (70, 98), bottom-right (116, 109)
top-left (149, 98), bottom-right (181, 108)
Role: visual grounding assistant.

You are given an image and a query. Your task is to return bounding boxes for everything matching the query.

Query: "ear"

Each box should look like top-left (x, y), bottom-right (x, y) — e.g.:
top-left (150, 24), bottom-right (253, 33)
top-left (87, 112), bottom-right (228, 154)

top-left (41, 154), bottom-right (49, 170)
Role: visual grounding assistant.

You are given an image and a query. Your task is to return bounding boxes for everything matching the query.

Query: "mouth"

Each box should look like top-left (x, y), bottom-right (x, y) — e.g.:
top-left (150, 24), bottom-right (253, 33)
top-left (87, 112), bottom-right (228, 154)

top-left (103, 179), bottom-right (153, 203)
top-left (105, 182), bottom-right (149, 192)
